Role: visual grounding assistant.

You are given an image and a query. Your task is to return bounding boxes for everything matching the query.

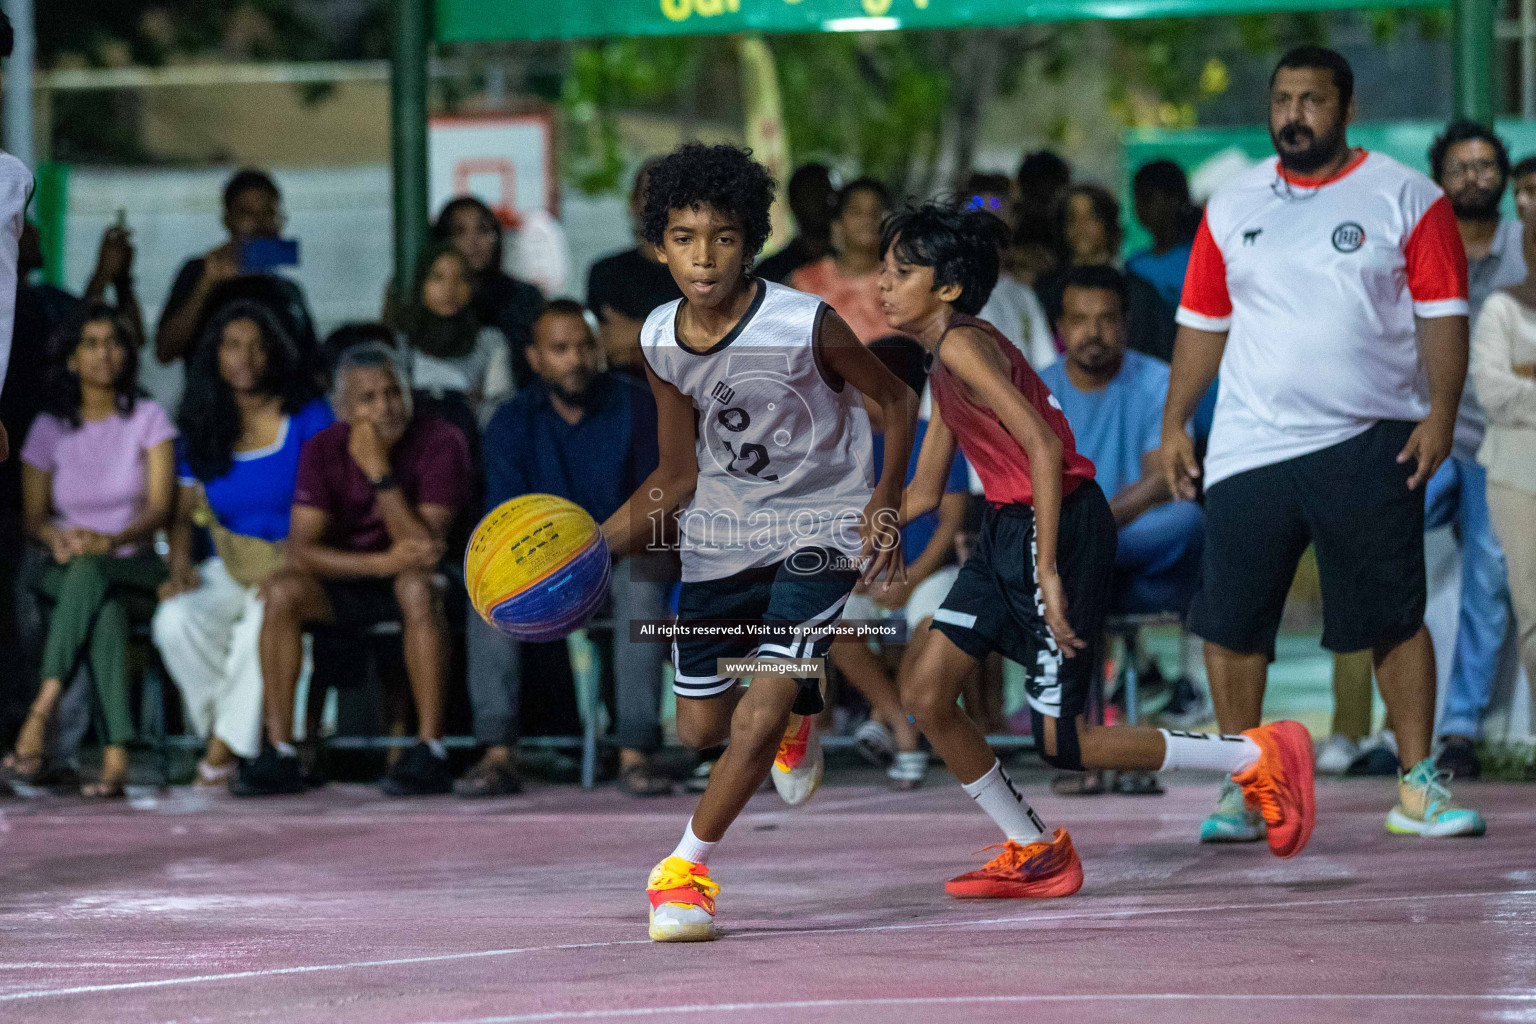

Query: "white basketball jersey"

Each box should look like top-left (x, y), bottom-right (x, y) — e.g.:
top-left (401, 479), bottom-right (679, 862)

top-left (641, 280), bottom-right (875, 582)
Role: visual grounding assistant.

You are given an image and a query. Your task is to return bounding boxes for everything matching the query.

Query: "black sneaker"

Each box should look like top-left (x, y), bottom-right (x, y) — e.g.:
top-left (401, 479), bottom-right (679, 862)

top-left (1434, 737), bottom-right (1482, 781)
top-left (382, 741), bottom-right (453, 796)
top-left (230, 746), bottom-right (307, 796)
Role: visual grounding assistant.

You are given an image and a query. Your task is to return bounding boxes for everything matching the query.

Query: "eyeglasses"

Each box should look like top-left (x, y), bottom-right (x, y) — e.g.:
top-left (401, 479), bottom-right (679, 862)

top-left (1447, 158), bottom-right (1502, 180)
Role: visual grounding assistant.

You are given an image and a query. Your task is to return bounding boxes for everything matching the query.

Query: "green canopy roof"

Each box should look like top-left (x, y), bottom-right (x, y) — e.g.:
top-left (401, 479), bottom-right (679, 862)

top-left (435, 0), bottom-right (1443, 43)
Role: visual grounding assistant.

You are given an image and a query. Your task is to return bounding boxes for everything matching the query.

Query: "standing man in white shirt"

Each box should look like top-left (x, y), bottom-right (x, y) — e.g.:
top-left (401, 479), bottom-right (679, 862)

top-left (1424, 121), bottom-right (1528, 781)
top-left (1161, 46), bottom-right (1486, 840)
top-left (0, 10), bottom-right (34, 462)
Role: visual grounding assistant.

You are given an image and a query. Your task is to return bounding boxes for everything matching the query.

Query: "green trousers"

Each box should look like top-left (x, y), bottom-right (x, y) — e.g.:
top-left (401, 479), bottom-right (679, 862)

top-left (35, 552), bottom-right (166, 747)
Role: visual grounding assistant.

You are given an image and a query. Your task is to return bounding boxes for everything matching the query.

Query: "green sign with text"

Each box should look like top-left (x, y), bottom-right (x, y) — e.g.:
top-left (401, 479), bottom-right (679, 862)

top-left (436, 0), bottom-right (1443, 42)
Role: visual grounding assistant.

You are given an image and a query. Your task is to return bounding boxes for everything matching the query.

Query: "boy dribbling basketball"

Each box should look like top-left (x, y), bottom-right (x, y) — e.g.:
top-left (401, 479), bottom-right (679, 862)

top-left (599, 144), bottom-right (916, 941)
top-left (882, 203), bottom-right (1318, 898)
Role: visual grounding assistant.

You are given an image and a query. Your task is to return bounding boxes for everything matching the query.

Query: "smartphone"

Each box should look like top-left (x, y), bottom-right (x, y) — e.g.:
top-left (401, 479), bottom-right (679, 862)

top-left (240, 237), bottom-right (300, 274)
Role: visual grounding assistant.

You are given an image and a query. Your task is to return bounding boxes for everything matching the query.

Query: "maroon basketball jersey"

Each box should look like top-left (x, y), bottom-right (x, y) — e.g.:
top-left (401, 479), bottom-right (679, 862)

top-left (928, 313), bottom-right (1095, 506)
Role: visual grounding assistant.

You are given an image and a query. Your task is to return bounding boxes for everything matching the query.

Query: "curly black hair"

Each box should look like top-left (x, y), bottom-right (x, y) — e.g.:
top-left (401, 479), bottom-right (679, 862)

top-left (1429, 120), bottom-right (1510, 187)
top-left (178, 300), bottom-right (320, 482)
top-left (40, 303), bottom-right (143, 428)
top-left (879, 201), bottom-right (1001, 316)
top-left (640, 143), bottom-right (777, 264)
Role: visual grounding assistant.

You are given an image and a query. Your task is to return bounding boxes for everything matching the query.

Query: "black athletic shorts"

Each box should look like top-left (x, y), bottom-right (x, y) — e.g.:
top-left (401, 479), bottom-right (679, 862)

top-left (1187, 419), bottom-right (1425, 661)
top-left (672, 547), bottom-right (859, 700)
top-left (320, 579), bottom-right (402, 629)
top-left (930, 479), bottom-right (1117, 721)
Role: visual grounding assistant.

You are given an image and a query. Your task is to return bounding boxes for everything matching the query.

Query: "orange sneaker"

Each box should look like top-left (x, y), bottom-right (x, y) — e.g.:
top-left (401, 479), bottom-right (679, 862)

top-left (770, 713), bottom-right (823, 806)
top-left (1232, 721), bottom-right (1316, 859)
top-left (646, 856), bottom-right (719, 942)
top-left (944, 828), bottom-right (1084, 899)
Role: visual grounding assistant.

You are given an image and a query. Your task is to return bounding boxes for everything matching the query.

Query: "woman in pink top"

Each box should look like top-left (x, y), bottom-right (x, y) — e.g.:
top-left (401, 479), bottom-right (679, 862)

top-left (789, 177), bottom-right (892, 343)
top-left (2, 305), bottom-right (176, 798)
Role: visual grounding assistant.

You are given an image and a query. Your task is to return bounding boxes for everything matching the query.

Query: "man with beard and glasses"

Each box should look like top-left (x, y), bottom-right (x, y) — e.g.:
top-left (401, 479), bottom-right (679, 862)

top-left (461, 300), bottom-right (674, 798)
top-left (1423, 121), bottom-right (1527, 781)
top-left (1162, 46), bottom-right (1487, 841)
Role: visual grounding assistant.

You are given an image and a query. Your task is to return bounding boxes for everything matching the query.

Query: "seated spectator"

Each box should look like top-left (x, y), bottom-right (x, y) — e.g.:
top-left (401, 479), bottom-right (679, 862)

top-left (431, 196), bottom-right (545, 385)
top-left (790, 177), bottom-right (892, 343)
top-left (2, 305), bottom-right (175, 798)
top-left (460, 301), bottom-right (674, 797)
top-left (965, 172), bottom-right (1057, 370)
top-left (399, 242), bottom-right (513, 424)
top-left (587, 160), bottom-right (683, 371)
top-left (155, 169), bottom-right (315, 369)
top-left (1472, 193), bottom-right (1536, 772)
top-left (1037, 183), bottom-right (1178, 362)
top-left (1039, 265), bottom-right (1204, 615)
top-left (242, 345), bottom-right (469, 797)
top-left (755, 163), bottom-right (836, 283)
top-left (1127, 160), bottom-right (1200, 313)
top-left (152, 302), bottom-right (331, 789)
top-left (7, 221), bottom-right (145, 787)
top-left (833, 336), bottom-right (971, 789)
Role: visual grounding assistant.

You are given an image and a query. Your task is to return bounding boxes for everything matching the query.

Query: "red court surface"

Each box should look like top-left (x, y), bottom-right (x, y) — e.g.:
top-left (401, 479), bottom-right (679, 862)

top-left (2, 772), bottom-right (1533, 1024)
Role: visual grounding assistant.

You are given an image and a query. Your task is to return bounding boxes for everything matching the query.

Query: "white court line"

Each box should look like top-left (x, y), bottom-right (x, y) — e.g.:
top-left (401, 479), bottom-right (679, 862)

top-left (416, 992), bottom-right (1536, 1024)
top-left (3, 887), bottom-right (1532, 1004)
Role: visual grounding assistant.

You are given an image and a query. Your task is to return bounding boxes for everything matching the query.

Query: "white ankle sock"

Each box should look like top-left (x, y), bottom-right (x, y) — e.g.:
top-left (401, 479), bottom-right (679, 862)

top-left (1158, 729), bottom-right (1261, 773)
top-left (961, 760), bottom-right (1046, 844)
top-left (670, 819), bottom-right (717, 865)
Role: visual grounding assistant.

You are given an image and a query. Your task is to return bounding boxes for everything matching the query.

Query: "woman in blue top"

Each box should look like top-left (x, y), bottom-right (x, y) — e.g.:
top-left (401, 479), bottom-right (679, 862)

top-left (152, 302), bottom-right (331, 787)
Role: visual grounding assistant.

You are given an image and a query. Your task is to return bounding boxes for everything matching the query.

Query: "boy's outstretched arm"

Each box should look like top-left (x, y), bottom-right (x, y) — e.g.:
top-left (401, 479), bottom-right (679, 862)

top-left (939, 326), bottom-right (1084, 657)
top-left (600, 361), bottom-right (699, 561)
top-left (818, 311), bottom-right (918, 584)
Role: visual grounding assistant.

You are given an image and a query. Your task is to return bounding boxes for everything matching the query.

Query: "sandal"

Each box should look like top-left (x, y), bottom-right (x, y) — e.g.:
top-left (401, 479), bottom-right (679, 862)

top-left (618, 762), bottom-right (674, 798)
top-left (452, 761), bottom-right (523, 798)
top-left (194, 760), bottom-right (234, 788)
top-left (0, 751), bottom-right (43, 784)
top-left (1, 708), bottom-right (51, 784)
top-left (1049, 769), bottom-right (1107, 797)
top-left (81, 775), bottom-right (127, 800)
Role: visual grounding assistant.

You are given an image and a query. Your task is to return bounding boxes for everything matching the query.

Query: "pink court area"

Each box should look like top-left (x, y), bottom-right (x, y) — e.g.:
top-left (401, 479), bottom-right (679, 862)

top-left (2, 772), bottom-right (1533, 1024)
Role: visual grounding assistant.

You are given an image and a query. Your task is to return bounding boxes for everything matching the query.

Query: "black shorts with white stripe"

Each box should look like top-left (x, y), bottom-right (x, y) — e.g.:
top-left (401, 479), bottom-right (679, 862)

top-left (671, 547), bottom-right (859, 700)
top-left (930, 479), bottom-right (1116, 721)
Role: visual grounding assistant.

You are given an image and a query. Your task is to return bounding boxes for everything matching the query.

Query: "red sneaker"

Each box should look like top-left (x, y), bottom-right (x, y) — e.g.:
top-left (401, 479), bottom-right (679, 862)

top-left (944, 828), bottom-right (1084, 899)
top-left (1233, 721), bottom-right (1316, 859)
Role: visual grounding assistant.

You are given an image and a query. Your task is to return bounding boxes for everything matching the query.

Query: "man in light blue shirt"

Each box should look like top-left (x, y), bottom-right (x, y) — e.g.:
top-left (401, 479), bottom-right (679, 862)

top-left (1040, 265), bottom-right (1204, 615)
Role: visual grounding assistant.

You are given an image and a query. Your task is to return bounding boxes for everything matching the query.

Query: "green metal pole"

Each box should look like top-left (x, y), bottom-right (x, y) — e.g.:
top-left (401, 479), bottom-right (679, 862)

top-left (1452, 0), bottom-right (1497, 124)
top-left (391, 0), bottom-right (431, 297)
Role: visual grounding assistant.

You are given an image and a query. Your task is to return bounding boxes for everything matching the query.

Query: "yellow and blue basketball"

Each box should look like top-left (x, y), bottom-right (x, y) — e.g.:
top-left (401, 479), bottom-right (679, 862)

top-left (464, 494), bottom-right (611, 642)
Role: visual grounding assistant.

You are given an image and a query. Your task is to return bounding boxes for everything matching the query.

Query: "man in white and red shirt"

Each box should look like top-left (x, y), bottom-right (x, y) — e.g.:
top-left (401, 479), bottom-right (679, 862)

top-left (1161, 47), bottom-right (1485, 840)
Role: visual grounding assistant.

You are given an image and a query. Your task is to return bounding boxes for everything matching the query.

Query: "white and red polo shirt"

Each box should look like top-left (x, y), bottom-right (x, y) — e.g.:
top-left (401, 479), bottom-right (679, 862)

top-left (1176, 149), bottom-right (1469, 487)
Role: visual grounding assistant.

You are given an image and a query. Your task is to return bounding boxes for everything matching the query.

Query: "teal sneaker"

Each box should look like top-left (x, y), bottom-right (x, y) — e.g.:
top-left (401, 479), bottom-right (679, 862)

top-left (1199, 779), bottom-right (1266, 843)
top-left (1386, 759), bottom-right (1486, 838)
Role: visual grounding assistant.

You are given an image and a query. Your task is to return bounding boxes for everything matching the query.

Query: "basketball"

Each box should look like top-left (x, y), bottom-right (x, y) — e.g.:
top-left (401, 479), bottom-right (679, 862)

top-left (464, 494), bottom-right (612, 642)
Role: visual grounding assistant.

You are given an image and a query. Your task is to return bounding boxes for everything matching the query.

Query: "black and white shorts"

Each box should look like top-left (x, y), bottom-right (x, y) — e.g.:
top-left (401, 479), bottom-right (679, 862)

top-left (930, 480), bottom-right (1117, 720)
top-left (671, 547), bottom-right (860, 700)
top-left (1188, 419), bottom-right (1425, 661)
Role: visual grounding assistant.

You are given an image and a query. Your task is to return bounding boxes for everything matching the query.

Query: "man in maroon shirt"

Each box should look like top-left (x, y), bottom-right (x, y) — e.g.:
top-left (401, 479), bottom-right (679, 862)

top-left (236, 344), bottom-right (470, 797)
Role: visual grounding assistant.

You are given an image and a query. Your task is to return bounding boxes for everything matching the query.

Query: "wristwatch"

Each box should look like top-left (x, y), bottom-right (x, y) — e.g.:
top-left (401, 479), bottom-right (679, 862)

top-left (369, 470), bottom-right (398, 492)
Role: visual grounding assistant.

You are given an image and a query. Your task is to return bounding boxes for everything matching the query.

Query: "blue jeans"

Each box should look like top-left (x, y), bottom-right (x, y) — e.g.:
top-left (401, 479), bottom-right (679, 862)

top-left (1425, 456), bottom-right (1512, 739)
top-left (1113, 499), bottom-right (1206, 616)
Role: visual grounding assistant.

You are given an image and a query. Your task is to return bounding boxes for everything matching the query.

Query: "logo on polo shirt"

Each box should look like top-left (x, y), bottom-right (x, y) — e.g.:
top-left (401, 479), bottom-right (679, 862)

top-left (1331, 222), bottom-right (1366, 253)
top-left (1243, 228), bottom-right (1263, 245)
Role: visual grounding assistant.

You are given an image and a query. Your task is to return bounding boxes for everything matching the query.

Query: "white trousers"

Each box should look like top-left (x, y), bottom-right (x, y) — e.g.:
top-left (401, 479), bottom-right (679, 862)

top-left (150, 558), bottom-right (265, 759)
